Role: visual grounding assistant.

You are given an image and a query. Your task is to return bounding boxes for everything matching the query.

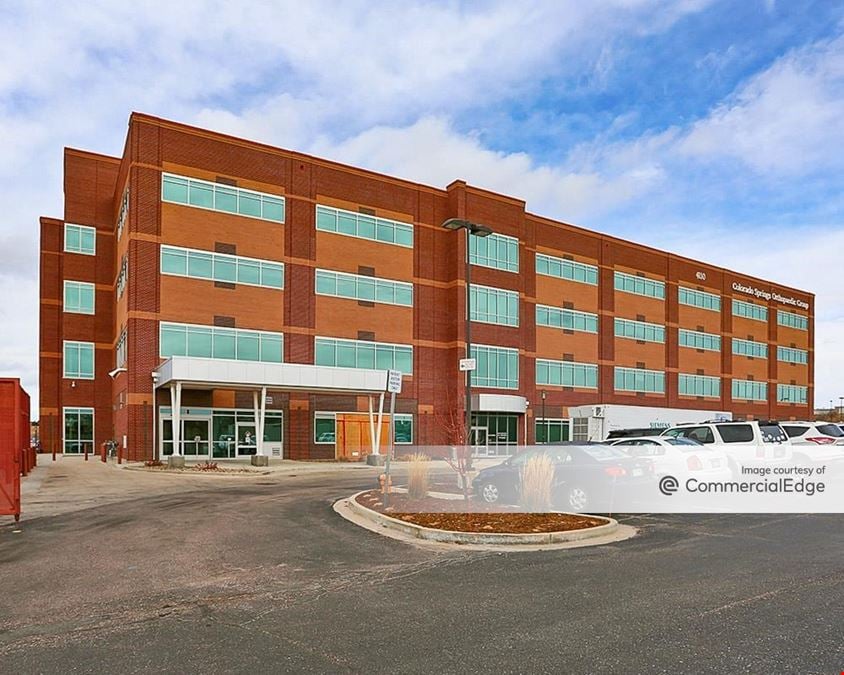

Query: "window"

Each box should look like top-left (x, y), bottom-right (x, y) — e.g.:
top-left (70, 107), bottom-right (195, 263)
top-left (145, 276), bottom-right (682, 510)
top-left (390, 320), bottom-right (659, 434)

top-left (777, 346), bottom-right (808, 365)
top-left (314, 415), bottom-right (336, 444)
top-left (536, 305), bottom-right (598, 333)
top-left (536, 359), bottom-right (597, 388)
top-left (614, 271), bottom-right (665, 299)
top-left (64, 224), bottom-right (96, 256)
top-left (470, 284), bottom-right (519, 326)
top-left (614, 367), bottom-right (665, 394)
top-left (733, 338), bottom-right (768, 359)
top-left (315, 205), bottom-right (412, 247)
top-left (63, 407), bottom-right (94, 454)
top-left (160, 323), bottom-right (283, 363)
top-left (315, 337), bottom-right (413, 374)
top-left (678, 287), bottom-right (721, 312)
top-left (471, 344), bottom-right (519, 389)
top-left (162, 173), bottom-right (285, 223)
top-left (116, 187), bottom-right (129, 240)
top-left (63, 341), bottom-right (95, 379)
top-left (678, 373), bottom-right (720, 398)
top-left (777, 384), bottom-right (808, 404)
top-left (393, 414), bottom-right (413, 444)
top-left (161, 246), bottom-right (284, 289)
top-left (535, 419), bottom-right (570, 444)
top-left (116, 255), bottom-right (128, 299)
top-left (469, 232), bottom-right (518, 272)
top-left (716, 424), bottom-right (754, 443)
top-left (678, 329), bottom-right (721, 352)
top-left (664, 426), bottom-right (715, 444)
top-left (732, 298), bottom-right (768, 322)
top-left (115, 329), bottom-right (127, 369)
top-left (732, 379), bottom-right (767, 401)
top-left (315, 269), bottom-right (412, 306)
top-left (63, 281), bottom-right (95, 315)
top-left (777, 310), bottom-right (808, 331)
top-left (614, 318), bottom-right (665, 343)
top-left (535, 253), bottom-right (597, 285)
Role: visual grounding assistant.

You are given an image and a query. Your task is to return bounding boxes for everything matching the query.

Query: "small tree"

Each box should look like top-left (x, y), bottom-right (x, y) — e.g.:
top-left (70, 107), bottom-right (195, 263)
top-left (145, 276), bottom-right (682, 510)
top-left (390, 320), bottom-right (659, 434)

top-left (436, 391), bottom-right (474, 502)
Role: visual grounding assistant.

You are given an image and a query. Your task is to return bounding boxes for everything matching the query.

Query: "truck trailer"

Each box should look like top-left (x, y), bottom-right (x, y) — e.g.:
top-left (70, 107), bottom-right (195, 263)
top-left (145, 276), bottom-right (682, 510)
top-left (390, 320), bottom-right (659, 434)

top-left (568, 404), bottom-right (732, 442)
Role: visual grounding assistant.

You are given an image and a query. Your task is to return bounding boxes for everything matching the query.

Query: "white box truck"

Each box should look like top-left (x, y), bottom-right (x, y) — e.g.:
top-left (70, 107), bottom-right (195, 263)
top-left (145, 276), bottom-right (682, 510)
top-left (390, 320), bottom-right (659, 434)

top-left (568, 404), bottom-right (732, 442)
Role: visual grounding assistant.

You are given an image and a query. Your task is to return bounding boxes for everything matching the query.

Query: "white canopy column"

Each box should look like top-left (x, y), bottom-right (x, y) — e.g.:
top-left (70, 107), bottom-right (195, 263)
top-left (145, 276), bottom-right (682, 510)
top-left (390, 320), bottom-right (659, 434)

top-left (169, 382), bottom-right (182, 458)
top-left (253, 386), bottom-right (267, 456)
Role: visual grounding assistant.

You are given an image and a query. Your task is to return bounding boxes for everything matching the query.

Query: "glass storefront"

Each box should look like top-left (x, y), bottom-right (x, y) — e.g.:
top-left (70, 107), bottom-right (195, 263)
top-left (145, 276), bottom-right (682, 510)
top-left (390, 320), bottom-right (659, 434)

top-left (160, 407), bottom-right (282, 458)
top-left (470, 413), bottom-right (518, 456)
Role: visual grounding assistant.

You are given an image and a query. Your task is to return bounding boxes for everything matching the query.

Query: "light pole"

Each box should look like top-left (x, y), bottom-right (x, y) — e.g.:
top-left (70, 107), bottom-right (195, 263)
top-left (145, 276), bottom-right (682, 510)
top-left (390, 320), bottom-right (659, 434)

top-left (541, 390), bottom-right (547, 444)
top-left (441, 218), bottom-right (493, 452)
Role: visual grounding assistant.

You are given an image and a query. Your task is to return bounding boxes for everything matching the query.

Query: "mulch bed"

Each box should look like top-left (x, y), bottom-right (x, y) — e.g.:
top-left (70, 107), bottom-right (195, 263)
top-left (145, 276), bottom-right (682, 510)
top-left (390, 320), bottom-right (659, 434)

top-left (355, 489), bottom-right (606, 534)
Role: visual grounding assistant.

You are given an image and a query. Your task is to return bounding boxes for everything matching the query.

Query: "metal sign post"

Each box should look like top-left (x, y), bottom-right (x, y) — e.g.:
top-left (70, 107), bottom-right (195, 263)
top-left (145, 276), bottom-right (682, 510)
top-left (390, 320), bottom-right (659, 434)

top-left (383, 370), bottom-right (402, 508)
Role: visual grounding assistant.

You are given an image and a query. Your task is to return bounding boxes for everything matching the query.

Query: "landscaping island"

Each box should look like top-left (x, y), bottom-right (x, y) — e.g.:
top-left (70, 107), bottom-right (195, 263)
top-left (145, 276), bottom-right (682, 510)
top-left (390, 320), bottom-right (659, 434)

top-left (355, 489), bottom-right (606, 534)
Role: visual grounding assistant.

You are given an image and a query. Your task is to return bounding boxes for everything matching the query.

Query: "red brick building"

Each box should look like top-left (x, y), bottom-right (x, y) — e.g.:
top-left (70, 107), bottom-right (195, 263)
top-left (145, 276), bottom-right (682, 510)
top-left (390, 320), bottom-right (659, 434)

top-left (39, 113), bottom-right (814, 461)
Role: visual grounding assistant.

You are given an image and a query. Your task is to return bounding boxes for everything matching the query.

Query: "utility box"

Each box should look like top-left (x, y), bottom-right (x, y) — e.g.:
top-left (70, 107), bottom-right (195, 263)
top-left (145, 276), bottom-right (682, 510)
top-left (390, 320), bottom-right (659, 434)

top-left (0, 378), bottom-right (29, 521)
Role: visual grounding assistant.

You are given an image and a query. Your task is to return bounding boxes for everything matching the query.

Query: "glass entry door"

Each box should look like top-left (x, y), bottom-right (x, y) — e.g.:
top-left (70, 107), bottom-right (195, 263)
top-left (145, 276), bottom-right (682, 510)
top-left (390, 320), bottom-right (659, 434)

top-left (470, 427), bottom-right (489, 456)
top-left (471, 413), bottom-right (519, 456)
top-left (237, 422), bottom-right (257, 456)
top-left (182, 419), bottom-right (210, 457)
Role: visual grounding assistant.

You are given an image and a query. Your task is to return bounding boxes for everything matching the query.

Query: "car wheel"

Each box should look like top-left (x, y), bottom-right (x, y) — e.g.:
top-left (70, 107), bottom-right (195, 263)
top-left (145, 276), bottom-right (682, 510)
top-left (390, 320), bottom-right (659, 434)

top-left (479, 482), bottom-right (500, 504)
top-left (566, 485), bottom-right (589, 512)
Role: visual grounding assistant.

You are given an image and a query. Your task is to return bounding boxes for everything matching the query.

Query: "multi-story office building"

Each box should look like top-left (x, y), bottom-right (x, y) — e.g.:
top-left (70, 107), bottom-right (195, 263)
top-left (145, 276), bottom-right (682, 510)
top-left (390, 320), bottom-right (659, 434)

top-left (39, 113), bottom-right (814, 460)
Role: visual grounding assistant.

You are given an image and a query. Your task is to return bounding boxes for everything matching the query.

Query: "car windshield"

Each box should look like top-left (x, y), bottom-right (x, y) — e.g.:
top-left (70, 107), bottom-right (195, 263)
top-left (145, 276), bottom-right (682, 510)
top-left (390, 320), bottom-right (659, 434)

top-left (580, 445), bottom-right (630, 461)
top-left (782, 425), bottom-right (807, 438)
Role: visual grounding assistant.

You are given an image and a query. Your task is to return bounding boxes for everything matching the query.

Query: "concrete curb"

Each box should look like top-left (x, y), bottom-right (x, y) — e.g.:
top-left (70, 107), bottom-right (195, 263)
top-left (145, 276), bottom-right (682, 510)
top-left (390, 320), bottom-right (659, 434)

top-left (334, 490), bottom-right (637, 551)
top-left (121, 464), bottom-right (272, 477)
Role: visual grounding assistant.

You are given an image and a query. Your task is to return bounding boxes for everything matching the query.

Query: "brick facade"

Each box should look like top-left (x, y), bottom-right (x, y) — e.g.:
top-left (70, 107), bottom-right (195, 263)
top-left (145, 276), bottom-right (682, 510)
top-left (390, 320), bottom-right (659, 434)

top-left (38, 113), bottom-right (815, 460)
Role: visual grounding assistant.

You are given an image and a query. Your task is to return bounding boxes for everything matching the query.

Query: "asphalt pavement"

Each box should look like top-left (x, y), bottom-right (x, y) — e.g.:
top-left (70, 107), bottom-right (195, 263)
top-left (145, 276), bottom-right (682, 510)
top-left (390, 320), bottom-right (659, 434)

top-left (1, 468), bottom-right (842, 674)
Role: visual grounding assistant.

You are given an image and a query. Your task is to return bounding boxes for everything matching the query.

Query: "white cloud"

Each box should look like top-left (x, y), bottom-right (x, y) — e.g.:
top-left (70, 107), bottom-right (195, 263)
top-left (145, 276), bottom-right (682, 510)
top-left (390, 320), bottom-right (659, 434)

top-left (679, 35), bottom-right (844, 174)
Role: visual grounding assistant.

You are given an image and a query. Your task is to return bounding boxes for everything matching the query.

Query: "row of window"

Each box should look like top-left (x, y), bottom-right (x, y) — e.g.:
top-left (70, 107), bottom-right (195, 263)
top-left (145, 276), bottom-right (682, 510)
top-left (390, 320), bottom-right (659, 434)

top-left (678, 328), bottom-right (721, 352)
top-left (316, 204), bottom-right (414, 248)
top-left (469, 284), bottom-right (519, 326)
top-left (732, 338), bottom-right (768, 359)
top-left (679, 287), bottom-right (721, 312)
top-left (161, 246), bottom-right (284, 289)
top-left (535, 253), bottom-right (598, 285)
top-left (160, 323), bottom-right (284, 364)
top-left (162, 173), bottom-right (285, 223)
top-left (314, 337), bottom-right (413, 374)
top-left (614, 317), bottom-right (665, 343)
top-left (732, 298), bottom-right (767, 322)
top-left (777, 345), bottom-right (809, 365)
top-left (536, 305), bottom-right (598, 333)
top-left (614, 271), bottom-right (666, 299)
top-left (61, 334), bottom-right (809, 404)
top-left (315, 269), bottom-right (413, 307)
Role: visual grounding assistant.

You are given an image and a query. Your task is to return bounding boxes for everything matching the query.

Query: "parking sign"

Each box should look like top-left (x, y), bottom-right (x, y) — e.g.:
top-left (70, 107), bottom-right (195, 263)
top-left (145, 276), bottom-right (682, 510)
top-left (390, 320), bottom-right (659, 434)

top-left (386, 369), bottom-right (403, 394)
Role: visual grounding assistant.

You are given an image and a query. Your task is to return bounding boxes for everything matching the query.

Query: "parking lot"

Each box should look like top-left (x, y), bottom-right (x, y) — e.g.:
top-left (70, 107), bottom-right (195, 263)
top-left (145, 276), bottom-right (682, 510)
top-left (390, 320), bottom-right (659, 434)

top-left (1, 460), bottom-right (842, 674)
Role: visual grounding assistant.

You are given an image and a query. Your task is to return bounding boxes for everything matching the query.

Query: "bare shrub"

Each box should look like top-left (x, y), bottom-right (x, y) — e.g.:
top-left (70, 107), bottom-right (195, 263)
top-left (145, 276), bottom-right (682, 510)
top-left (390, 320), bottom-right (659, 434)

top-left (407, 453), bottom-right (430, 500)
top-left (520, 454), bottom-right (555, 512)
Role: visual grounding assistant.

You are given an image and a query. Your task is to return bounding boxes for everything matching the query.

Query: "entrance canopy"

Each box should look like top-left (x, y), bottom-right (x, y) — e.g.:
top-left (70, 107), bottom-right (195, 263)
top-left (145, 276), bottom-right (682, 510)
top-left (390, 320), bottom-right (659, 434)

top-left (156, 356), bottom-right (389, 393)
top-left (155, 357), bottom-right (391, 459)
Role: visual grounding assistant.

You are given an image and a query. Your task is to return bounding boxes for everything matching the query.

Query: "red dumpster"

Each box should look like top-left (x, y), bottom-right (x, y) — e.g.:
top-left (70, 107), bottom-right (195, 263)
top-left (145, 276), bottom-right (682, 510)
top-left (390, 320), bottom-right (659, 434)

top-left (0, 378), bottom-right (28, 522)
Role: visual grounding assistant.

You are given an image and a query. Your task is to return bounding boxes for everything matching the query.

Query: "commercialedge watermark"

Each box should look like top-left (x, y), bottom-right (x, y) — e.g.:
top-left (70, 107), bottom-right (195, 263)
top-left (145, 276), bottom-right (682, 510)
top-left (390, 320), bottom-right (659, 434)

top-left (660, 465), bottom-right (830, 498)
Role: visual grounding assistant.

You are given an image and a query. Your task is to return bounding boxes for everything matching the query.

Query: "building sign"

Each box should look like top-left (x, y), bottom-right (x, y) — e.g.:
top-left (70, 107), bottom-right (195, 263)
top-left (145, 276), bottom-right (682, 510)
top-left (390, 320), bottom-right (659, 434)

top-left (695, 272), bottom-right (706, 281)
top-left (386, 369), bottom-right (403, 394)
top-left (731, 282), bottom-right (810, 311)
top-left (459, 358), bottom-right (477, 371)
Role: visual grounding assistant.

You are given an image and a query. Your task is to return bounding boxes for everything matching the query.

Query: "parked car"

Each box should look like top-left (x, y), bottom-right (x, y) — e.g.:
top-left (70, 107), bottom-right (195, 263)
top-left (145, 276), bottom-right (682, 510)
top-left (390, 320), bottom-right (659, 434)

top-left (661, 420), bottom-right (792, 472)
top-left (779, 422), bottom-right (844, 466)
top-left (608, 436), bottom-right (733, 480)
top-left (472, 444), bottom-right (654, 512)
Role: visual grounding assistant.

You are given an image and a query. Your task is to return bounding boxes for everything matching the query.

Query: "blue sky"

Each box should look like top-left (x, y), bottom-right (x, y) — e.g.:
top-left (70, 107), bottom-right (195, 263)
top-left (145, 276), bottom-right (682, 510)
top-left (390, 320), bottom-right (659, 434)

top-left (1, 0), bottom-right (843, 409)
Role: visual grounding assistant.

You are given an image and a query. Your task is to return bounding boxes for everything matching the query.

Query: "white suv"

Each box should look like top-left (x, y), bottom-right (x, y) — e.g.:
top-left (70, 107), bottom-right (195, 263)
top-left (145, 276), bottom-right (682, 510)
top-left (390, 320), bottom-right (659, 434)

top-left (779, 422), bottom-right (844, 466)
top-left (661, 420), bottom-right (792, 473)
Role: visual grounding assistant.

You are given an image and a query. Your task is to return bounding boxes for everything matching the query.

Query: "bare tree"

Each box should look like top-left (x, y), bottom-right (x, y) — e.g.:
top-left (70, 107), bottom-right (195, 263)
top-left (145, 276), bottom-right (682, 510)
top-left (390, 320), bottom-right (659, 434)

top-left (435, 391), bottom-right (474, 502)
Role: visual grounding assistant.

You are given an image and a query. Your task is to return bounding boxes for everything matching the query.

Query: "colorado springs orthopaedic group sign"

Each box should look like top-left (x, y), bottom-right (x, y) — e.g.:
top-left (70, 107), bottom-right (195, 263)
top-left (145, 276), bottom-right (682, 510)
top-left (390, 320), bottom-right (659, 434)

top-left (731, 281), bottom-right (810, 311)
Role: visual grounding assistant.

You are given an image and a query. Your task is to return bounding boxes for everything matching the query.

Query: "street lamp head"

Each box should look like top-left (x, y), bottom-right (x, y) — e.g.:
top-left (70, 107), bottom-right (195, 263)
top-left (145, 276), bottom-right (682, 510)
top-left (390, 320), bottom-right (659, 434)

top-left (441, 218), bottom-right (494, 237)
